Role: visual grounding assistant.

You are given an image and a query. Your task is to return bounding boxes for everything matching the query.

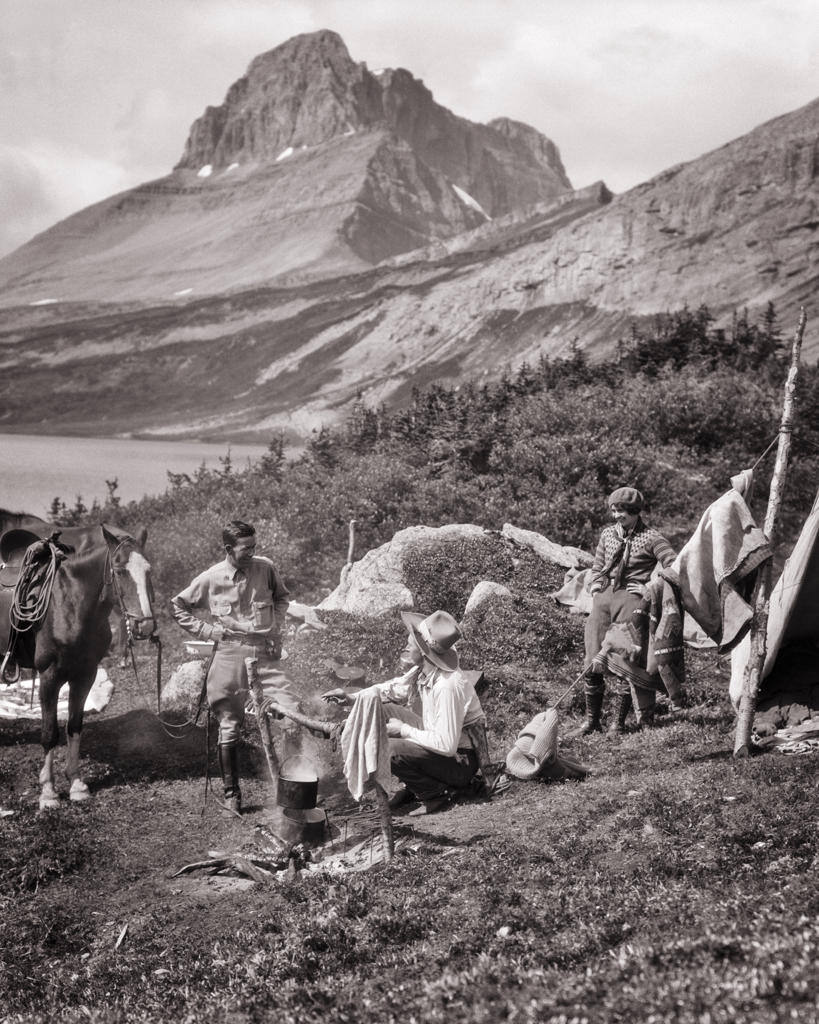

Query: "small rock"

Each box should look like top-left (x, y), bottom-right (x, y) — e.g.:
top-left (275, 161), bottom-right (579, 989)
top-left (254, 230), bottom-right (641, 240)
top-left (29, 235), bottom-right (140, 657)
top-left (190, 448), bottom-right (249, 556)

top-left (464, 581), bottom-right (513, 615)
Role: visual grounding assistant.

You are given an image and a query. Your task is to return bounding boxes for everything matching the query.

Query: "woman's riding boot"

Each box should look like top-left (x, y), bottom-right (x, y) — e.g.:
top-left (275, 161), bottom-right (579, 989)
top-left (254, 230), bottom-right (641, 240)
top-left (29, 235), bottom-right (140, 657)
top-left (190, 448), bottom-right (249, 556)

top-left (607, 690), bottom-right (632, 735)
top-left (573, 677), bottom-right (604, 736)
top-left (218, 742), bottom-right (242, 817)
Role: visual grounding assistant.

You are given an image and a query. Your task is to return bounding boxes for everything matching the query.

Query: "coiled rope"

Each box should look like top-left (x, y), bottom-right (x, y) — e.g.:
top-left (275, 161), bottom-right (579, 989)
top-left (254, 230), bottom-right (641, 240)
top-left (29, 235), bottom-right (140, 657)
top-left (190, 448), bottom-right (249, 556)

top-left (9, 541), bottom-right (63, 632)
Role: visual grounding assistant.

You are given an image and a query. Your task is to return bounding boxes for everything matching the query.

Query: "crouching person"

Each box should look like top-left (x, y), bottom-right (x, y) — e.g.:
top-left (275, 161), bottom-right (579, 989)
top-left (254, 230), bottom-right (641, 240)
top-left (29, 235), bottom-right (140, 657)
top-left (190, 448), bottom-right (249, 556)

top-left (171, 519), bottom-right (298, 817)
top-left (380, 610), bottom-right (487, 815)
top-left (327, 610), bottom-right (486, 816)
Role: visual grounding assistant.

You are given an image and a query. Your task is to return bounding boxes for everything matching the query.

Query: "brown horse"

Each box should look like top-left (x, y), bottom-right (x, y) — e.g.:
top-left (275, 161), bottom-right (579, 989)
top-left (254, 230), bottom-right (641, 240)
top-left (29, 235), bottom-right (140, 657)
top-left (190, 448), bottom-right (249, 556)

top-left (0, 521), bottom-right (156, 809)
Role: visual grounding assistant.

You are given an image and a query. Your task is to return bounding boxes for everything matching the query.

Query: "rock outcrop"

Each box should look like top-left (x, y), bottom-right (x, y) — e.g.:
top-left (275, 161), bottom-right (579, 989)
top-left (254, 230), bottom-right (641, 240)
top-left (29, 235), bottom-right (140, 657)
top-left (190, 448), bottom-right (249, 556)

top-left (0, 30), bottom-right (571, 309)
top-left (318, 524), bottom-right (488, 617)
top-left (176, 31), bottom-right (571, 219)
top-left (0, 46), bottom-right (816, 439)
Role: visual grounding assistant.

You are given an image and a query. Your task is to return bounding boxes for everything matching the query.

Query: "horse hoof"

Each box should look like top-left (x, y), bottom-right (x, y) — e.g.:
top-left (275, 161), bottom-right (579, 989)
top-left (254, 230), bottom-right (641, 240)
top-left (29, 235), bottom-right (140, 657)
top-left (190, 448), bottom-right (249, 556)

top-left (69, 780), bottom-right (91, 802)
top-left (39, 793), bottom-right (61, 811)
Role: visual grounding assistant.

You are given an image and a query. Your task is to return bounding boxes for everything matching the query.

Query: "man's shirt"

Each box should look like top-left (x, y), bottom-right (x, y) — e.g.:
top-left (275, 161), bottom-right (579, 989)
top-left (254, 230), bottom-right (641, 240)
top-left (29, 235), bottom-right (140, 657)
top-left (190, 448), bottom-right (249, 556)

top-left (171, 556), bottom-right (289, 642)
top-left (375, 664), bottom-right (485, 756)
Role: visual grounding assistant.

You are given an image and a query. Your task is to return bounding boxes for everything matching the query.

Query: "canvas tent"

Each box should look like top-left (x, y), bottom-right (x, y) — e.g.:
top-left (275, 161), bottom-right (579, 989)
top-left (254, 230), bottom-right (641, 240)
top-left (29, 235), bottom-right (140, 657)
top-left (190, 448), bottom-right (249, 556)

top-left (730, 488), bottom-right (819, 728)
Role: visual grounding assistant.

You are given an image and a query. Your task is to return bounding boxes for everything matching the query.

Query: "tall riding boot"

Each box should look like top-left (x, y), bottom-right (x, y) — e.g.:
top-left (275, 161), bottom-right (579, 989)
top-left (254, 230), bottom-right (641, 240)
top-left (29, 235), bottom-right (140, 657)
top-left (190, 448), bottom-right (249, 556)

top-left (572, 677), bottom-right (604, 736)
top-left (607, 690), bottom-right (632, 735)
top-left (635, 708), bottom-right (655, 729)
top-left (218, 742), bottom-right (242, 817)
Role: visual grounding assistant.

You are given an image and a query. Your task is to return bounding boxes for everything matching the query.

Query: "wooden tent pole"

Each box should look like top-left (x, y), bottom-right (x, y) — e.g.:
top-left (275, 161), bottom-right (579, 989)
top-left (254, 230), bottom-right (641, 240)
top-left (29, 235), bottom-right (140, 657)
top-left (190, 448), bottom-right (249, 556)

top-left (734, 307), bottom-right (807, 757)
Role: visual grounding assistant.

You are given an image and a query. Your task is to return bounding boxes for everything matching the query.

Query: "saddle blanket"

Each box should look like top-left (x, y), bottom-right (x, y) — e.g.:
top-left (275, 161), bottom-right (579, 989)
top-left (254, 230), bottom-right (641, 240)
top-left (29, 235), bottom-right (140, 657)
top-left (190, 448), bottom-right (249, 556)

top-left (0, 667), bottom-right (113, 721)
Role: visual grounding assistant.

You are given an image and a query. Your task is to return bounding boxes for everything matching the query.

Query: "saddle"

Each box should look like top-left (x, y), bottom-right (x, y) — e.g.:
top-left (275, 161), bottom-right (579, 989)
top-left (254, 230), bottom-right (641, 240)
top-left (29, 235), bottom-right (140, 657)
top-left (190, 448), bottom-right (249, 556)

top-left (0, 527), bottom-right (51, 588)
top-left (0, 526), bottom-right (72, 682)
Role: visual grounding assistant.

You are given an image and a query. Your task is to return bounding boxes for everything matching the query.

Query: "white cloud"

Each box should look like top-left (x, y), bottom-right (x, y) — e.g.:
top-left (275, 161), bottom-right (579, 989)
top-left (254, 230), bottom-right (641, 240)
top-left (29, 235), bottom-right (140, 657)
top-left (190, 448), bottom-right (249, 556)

top-left (0, 142), bottom-right (135, 257)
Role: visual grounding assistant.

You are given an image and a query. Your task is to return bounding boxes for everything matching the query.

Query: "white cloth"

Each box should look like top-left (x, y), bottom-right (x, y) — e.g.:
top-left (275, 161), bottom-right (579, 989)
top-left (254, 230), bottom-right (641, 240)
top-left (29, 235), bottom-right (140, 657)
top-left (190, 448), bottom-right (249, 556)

top-left (340, 686), bottom-right (391, 801)
top-left (375, 665), bottom-right (485, 756)
top-left (0, 668), bottom-right (113, 721)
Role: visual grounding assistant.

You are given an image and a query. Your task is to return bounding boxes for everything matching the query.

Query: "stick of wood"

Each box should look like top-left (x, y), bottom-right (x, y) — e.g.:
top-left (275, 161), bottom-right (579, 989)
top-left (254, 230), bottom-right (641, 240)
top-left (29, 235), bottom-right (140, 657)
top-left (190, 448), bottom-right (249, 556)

top-left (734, 307), bottom-right (807, 758)
top-left (260, 699), bottom-right (339, 739)
top-left (245, 657), bottom-right (281, 783)
top-left (372, 782), bottom-right (394, 862)
top-left (347, 519), bottom-right (357, 565)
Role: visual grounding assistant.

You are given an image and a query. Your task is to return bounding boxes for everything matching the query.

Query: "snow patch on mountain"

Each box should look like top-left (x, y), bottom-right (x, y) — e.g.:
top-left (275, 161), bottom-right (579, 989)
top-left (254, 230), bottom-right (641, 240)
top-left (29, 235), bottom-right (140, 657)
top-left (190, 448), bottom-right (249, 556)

top-left (452, 184), bottom-right (490, 220)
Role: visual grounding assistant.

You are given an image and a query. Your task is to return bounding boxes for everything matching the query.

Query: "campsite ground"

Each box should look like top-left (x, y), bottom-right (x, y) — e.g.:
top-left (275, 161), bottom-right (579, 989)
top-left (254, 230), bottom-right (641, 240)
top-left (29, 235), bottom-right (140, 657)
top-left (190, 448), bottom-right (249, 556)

top-left (1, 630), bottom-right (817, 1024)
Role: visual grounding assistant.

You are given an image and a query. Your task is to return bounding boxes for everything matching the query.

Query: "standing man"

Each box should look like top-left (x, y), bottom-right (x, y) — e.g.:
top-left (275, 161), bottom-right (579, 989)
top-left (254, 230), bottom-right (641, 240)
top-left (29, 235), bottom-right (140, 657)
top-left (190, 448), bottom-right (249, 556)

top-left (171, 519), bottom-right (295, 816)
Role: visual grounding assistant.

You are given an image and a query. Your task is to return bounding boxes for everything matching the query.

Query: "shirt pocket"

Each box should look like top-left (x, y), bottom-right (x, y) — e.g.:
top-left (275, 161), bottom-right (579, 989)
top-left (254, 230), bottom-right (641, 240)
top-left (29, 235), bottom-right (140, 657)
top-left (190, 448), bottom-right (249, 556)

top-left (252, 600), bottom-right (274, 629)
top-left (209, 597), bottom-right (234, 618)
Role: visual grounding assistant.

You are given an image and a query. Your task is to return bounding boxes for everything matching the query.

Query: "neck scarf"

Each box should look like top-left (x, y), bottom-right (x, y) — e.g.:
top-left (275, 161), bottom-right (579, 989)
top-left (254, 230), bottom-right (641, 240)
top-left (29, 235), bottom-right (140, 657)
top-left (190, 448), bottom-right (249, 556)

top-left (607, 518), bottom-right (643, 590)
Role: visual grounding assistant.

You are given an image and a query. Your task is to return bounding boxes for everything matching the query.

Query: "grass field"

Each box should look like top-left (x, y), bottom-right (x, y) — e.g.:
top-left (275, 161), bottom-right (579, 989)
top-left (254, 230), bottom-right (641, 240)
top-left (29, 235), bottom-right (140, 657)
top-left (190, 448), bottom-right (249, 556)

top-left (1, 615), bottom-right (817, 1024)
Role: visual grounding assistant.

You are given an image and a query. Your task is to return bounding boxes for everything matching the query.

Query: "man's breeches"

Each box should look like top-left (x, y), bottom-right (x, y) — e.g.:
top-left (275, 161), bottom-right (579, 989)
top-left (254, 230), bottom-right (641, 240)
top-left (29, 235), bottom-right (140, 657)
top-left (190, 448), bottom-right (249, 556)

top-left (207, 642), bottom-right (298, 745)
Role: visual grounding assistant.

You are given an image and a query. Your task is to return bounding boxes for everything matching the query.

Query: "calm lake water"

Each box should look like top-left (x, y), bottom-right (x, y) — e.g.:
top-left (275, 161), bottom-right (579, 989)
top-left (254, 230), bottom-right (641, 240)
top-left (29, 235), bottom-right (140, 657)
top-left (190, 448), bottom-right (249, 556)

top-left (0, 434), bottom-right (270, 518)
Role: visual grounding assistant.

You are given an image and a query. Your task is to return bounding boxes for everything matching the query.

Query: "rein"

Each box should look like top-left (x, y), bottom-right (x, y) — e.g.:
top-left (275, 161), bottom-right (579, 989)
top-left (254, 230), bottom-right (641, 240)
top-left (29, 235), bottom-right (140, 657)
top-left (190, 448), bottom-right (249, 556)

top-left (103, 537), bottom-right (213, 740)
top-left (104, 537), bottom-right (163, 714)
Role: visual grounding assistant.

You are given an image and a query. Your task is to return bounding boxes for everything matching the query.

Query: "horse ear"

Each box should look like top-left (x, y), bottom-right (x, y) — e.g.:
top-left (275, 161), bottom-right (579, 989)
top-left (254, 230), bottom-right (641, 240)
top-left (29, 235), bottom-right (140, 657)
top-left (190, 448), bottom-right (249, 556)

top-left (101, 523), bottom-right (148, 549)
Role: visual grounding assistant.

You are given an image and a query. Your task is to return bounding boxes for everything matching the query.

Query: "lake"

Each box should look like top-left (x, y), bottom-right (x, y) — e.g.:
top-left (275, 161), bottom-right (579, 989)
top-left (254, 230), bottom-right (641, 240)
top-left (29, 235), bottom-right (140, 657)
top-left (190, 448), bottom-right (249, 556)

top-left (0, 433), bottom-right (270, 518)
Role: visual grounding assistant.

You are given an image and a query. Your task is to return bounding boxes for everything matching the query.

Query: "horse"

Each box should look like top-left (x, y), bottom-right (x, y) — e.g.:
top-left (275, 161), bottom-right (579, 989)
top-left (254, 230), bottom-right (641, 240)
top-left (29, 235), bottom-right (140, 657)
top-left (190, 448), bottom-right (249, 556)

top-left (0, 521), bottom-right (156, 809)
top-left (1, 508), bottom-right (132, 668)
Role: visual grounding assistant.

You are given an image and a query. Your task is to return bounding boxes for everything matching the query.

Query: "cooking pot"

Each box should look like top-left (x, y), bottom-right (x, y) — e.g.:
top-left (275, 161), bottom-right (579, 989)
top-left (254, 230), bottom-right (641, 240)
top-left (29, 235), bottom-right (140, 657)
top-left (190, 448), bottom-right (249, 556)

top-left (283, 806), bottom-right (327, 844)
top-left (277, 755), bottom-right (319, 809)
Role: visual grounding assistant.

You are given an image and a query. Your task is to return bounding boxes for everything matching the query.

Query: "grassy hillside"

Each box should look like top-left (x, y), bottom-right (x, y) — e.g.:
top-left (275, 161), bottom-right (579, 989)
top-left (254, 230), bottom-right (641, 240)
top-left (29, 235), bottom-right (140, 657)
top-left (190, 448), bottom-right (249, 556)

top-left (54, 302), bottom-right (819, 608)
top-left (3, 304), bottom-right (816, 1023)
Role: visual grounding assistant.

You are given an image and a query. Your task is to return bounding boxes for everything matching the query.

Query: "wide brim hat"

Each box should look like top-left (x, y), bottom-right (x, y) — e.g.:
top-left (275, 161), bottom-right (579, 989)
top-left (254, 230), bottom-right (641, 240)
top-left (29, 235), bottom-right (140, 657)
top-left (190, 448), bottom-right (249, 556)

top-left (505, 709), bottom-right (560, 780)
top-left (400, 609), bottom-right (461, 672)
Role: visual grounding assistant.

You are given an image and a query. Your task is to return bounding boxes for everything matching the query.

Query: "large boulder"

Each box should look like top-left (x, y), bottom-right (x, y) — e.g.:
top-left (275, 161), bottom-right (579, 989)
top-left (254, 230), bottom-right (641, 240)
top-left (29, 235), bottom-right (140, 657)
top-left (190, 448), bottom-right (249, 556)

top-left (502, 523), bottom-right (593, 569)
top-left (318, 524), bottom-right (489, 616)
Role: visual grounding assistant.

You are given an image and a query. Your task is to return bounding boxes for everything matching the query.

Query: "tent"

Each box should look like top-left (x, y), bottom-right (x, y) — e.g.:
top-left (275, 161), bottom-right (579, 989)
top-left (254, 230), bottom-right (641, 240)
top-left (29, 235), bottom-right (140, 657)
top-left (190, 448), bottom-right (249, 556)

top-left (730, 488), bottom-right (819, 727)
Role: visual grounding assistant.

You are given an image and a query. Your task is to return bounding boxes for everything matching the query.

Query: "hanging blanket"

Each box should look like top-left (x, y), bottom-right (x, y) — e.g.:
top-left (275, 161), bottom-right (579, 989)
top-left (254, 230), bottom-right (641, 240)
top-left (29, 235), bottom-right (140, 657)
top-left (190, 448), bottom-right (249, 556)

top-left (661, 487), bottom-right (771, 652)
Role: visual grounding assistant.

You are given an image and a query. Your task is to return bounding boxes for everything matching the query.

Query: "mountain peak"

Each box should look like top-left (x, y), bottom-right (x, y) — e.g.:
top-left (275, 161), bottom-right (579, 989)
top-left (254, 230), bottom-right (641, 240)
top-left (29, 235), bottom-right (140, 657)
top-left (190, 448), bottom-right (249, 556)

top-left (246, 29), bottom-right (353, 76)
top-left (174, 30), bottom-right (571, 213)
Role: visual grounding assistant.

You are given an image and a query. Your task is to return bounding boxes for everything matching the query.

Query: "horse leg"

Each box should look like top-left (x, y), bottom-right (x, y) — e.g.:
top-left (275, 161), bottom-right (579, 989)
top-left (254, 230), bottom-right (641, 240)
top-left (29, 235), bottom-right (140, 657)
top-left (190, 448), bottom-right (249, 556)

top-left (65, 671), bottom-right (95, 802)
top-left (38, 667), bottom-right (62, 810)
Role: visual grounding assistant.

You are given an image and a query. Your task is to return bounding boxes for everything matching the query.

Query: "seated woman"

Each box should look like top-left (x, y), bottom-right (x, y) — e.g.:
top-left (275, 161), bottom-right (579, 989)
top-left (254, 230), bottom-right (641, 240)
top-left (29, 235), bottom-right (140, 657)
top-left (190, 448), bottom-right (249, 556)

top-left (578, 487), bottom-right (677, 734)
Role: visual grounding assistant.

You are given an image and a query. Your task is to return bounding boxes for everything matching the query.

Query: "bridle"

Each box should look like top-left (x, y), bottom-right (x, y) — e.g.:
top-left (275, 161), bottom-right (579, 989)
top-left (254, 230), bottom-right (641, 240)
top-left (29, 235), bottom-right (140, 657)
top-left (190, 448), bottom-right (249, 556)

top-left (104, 537), bottom-right (162, 711)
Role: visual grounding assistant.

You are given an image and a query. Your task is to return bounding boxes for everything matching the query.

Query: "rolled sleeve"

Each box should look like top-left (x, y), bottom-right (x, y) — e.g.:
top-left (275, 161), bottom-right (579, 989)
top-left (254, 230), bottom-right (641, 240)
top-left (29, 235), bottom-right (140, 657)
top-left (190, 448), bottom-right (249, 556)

top-left (171, 574), bottom-right (215, 639)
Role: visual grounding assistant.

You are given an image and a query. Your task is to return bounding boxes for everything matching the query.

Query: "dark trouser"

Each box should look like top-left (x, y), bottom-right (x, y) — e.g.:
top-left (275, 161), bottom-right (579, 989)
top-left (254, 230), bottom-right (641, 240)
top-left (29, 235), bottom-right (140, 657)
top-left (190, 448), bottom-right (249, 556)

top-left (389, 739), bottom-right (479, 801)
top-left (585, 587), bottom-right (644, 696)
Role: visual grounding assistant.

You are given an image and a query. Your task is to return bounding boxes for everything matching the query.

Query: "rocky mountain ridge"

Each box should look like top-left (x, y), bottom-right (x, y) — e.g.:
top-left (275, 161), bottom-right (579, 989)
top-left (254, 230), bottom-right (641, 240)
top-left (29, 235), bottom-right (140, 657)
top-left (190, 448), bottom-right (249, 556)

top-left (0, 31), bottom-right (572, 305)
top-left (176, 30), bottom-right (570, 217)
top-left (0, 33), bottom-right (816, 442)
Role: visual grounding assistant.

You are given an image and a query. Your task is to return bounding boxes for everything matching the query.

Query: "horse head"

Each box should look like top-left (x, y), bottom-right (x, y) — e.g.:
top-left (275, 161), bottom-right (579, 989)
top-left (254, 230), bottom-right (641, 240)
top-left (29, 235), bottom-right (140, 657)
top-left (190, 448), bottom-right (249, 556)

top-left (102, 524), bottom-right (156, 641)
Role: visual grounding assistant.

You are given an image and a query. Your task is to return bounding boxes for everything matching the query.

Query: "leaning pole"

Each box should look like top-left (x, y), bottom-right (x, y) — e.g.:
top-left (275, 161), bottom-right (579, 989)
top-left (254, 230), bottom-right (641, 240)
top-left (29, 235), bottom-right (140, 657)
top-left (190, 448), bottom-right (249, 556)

top-left (733, 307), bottom-right (807, 757)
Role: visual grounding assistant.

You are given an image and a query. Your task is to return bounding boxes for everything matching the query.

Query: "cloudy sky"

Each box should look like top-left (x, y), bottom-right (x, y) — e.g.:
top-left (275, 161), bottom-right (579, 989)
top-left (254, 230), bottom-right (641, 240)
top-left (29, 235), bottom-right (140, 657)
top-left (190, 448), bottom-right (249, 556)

top-left (1, 0), bottom-right (817, 258)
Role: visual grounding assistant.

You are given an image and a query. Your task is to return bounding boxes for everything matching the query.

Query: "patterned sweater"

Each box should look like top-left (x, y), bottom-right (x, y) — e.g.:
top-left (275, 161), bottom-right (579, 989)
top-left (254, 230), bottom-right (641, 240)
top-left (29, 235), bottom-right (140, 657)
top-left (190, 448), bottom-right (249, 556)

top-left (589, 519), bottom-right (676, 593)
